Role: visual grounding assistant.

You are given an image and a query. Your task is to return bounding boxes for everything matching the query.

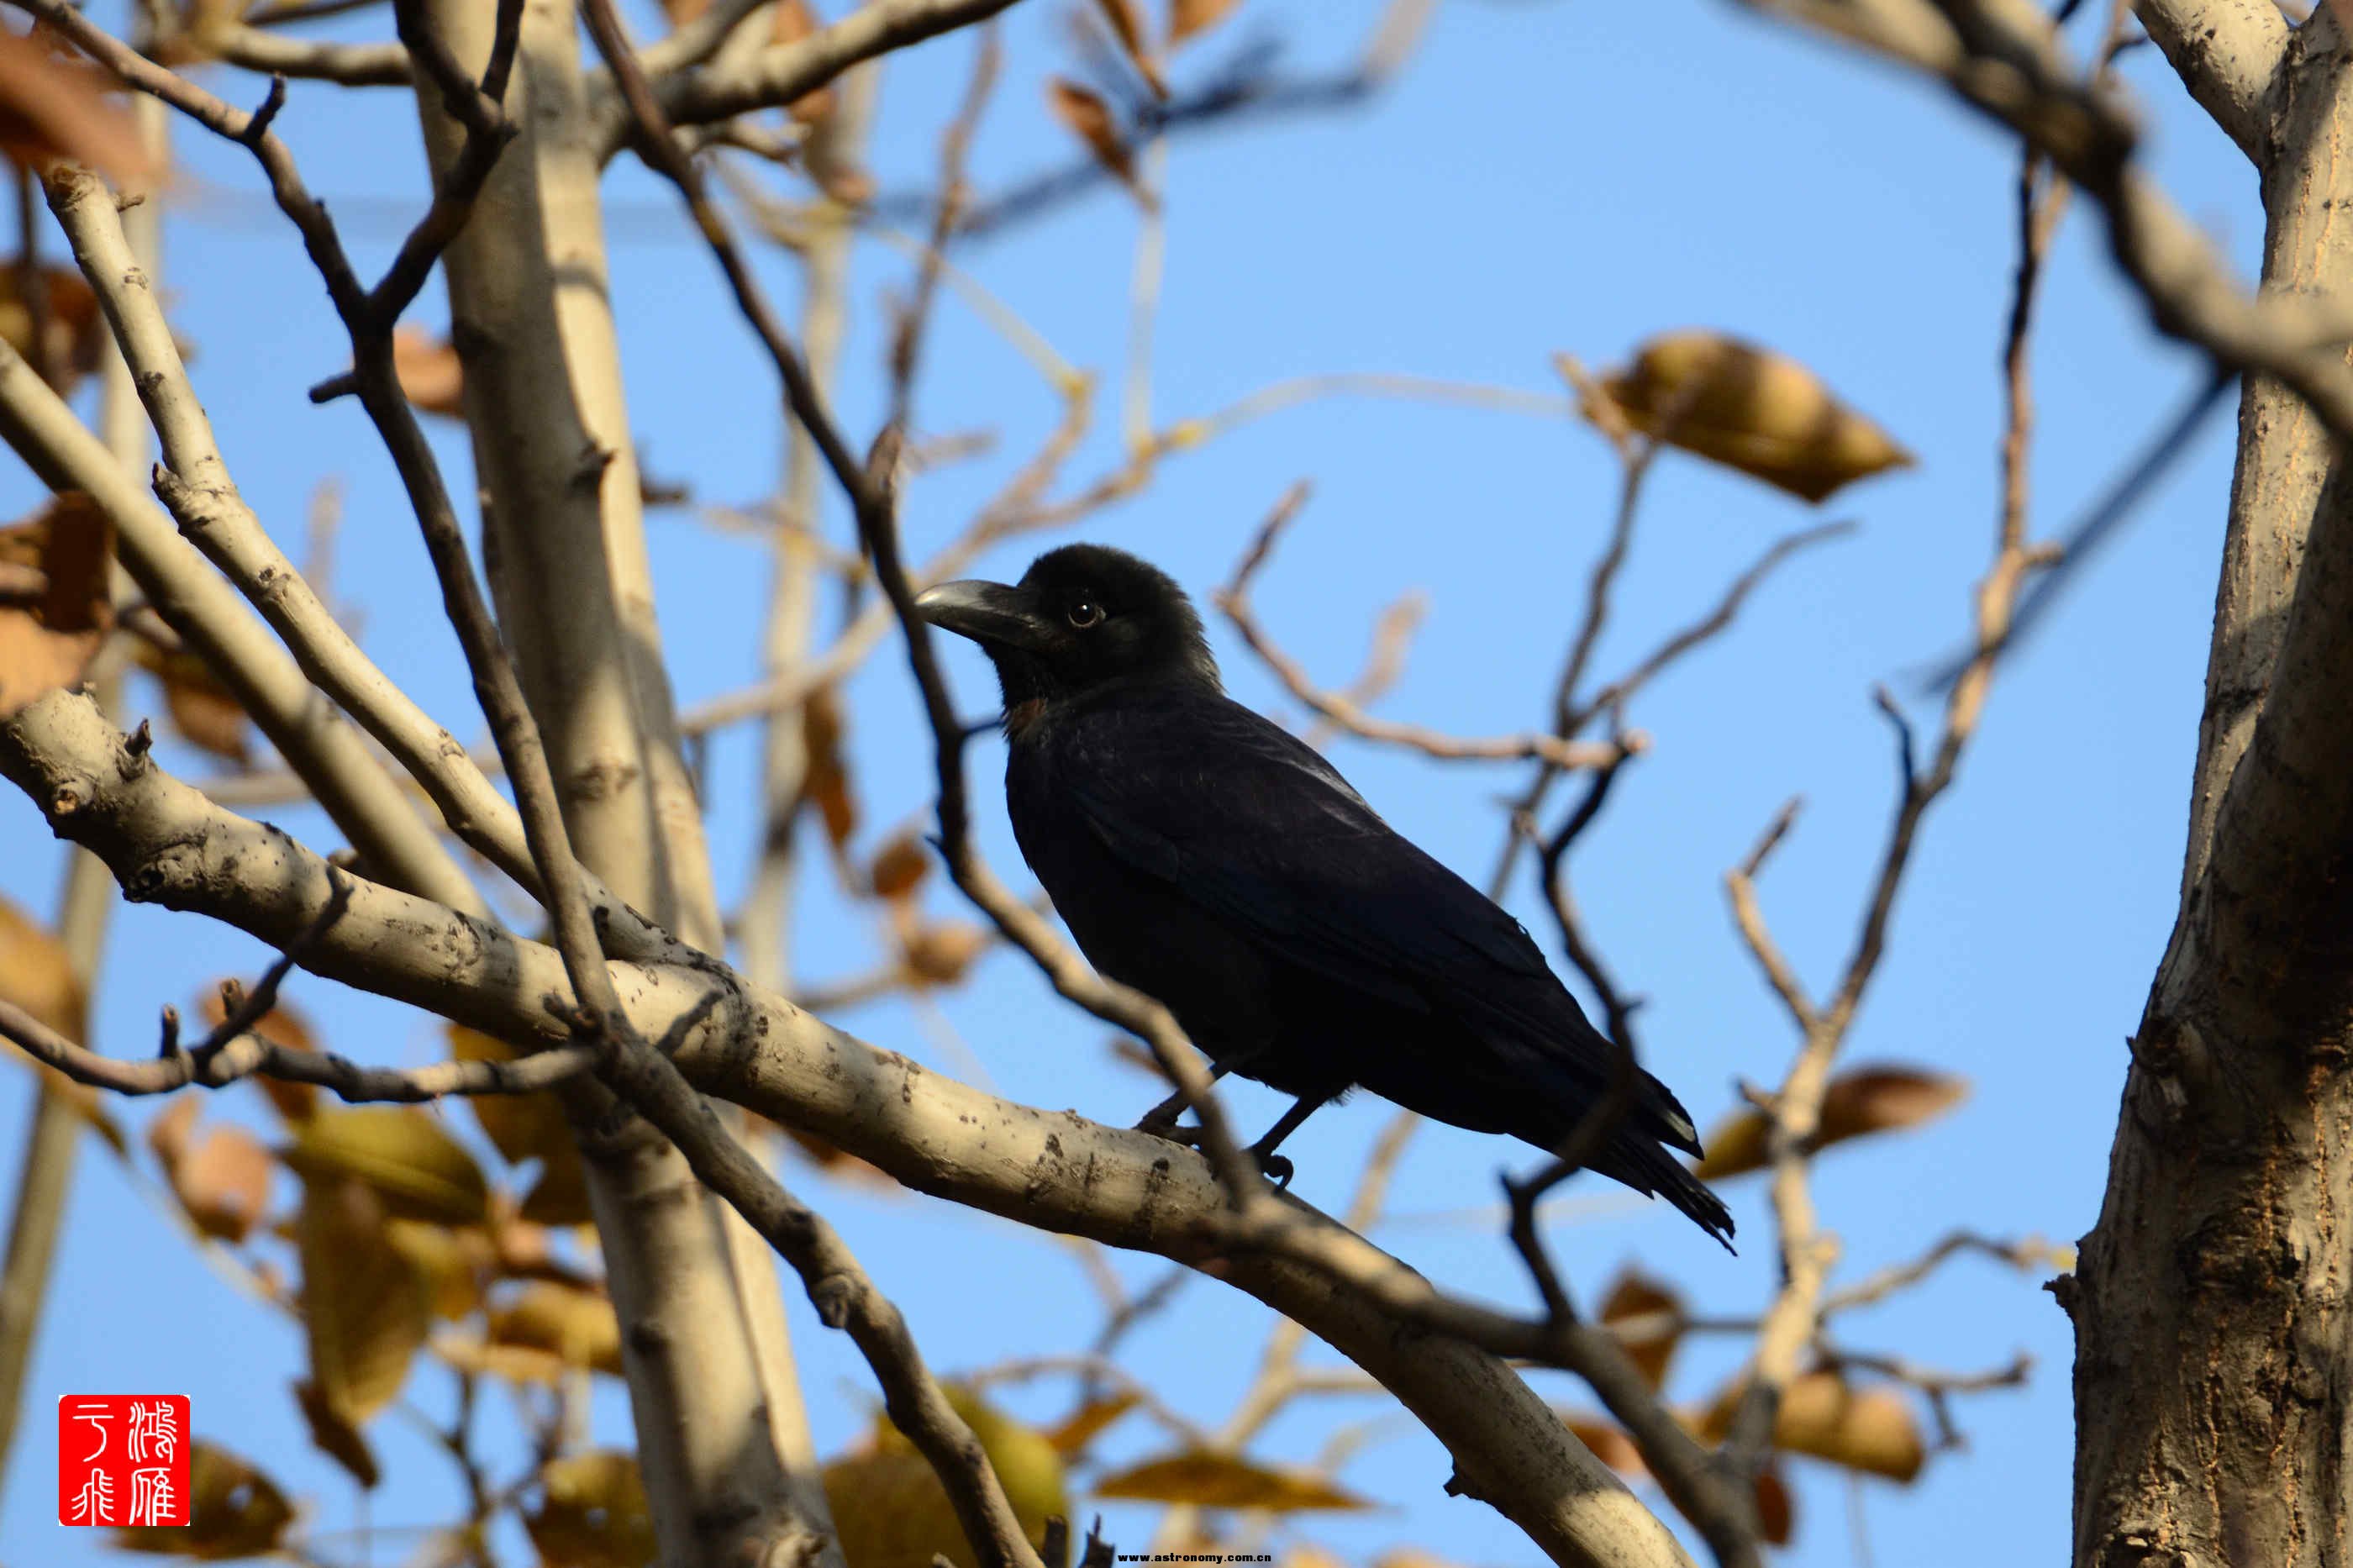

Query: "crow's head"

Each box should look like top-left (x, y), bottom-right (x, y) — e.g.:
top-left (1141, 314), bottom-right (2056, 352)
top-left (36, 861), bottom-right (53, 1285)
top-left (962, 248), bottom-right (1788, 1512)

top-left (915, 544), bottom-right (1221, 713)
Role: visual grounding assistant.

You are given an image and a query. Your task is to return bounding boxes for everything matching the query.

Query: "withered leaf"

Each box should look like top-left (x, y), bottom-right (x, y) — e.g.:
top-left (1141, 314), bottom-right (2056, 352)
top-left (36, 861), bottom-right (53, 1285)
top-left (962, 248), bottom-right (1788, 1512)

top-left (1598, 1265), bottom-right (1683, 1392)
top-left (867, 828), bottom-right (932, 902)
top-left (526, 1450), bottom-right (658, 1568)
top-left (294, 1377), bottom-right (380, 1489)
top-left (282, 1104), bottom-right (492, 1225)
top-left (1694, 1063), bottom-right (1967, 1181)
top-left (1168, 0), bottom-right (1245, 49)
top-left (1588, 330), bottom-right (1912, 503)
top-left (0, 29), bottom-right (157, 189)
top-left (392, 327), bottom-right (466, 418)
top-left (112, 1441), bottom-right (293, 1558)
top-left (199, 984), bottom-right (317, 1123)
top-left (0, 494), bottom-right (113, 718)
top-left (0, 265), bottom-right (106, 394)
top-left (1045, 79), bottom-right (1139, 197)
top-left (1091, 1450), bottom-right (1371, 1512)
top-left (297, 1176), bottom-right (431, 1424)
top-left (132, 640), bottom-right (250, 763)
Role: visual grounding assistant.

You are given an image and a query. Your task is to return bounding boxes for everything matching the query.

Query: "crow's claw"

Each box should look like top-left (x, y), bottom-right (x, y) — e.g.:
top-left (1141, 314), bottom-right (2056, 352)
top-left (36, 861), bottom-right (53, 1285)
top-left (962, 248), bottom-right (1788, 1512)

top-left (1256, 1151), bottom-right (1295, 1189)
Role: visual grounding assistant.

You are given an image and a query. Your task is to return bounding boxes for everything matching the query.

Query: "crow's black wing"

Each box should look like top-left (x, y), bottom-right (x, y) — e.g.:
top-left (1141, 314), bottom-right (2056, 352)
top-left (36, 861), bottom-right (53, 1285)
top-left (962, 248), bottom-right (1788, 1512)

top-left (1050, 685), bottom-right (1682, 1134)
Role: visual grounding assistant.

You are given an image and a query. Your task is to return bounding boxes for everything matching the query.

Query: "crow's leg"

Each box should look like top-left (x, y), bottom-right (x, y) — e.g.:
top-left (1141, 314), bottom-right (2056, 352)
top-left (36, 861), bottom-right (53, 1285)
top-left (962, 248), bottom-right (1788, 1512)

top-left (1134, 1063), bottom-right (1232, 1136)
top-left (1247, 1091), bottom-right (1337, 1189)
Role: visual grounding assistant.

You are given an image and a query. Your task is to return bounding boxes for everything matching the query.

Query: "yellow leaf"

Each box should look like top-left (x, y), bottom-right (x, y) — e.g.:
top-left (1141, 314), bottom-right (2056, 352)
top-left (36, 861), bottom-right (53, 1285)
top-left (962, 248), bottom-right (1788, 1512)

top-left (1694, 1063), bottom-right (1967, 1180)
top-left (447, 1022), bottom-right (579, 1164)
top-left (833, 1389), bottom-right (1067, 1568)
top-left (112, 1441), bottom-right (293, 1559)
top-left (1045, 1390), bottom-right (1139, 1456)
top-left (489, 1281), bottom-right (624, 1376)
top-left (0, 887), bottom-right (83, 1036)
top-left (297, 1176), bottom-right (431, 1422)
top-left (283, 1105), bottom-right (491, 1224)
top-left (1092, 1450), bottom-right (1372, 1512)
top-left (1590, 330), bottom-right (1912, 502)
top-left (527, 1450), bottom-right (657, 1568)
top-left (383, 1218), bottom-right (492, 1321)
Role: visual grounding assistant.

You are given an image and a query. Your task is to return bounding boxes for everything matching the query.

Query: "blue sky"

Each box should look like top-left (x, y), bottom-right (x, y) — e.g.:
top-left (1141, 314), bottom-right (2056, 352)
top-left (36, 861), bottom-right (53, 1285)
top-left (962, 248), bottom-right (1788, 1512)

top-left (0, 0), bottom-right (2261, 1563)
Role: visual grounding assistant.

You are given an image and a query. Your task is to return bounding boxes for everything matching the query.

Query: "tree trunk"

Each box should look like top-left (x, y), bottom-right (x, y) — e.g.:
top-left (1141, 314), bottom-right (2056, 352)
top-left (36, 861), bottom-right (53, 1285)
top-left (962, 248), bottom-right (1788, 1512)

top-left (410, 7), bottom-right (834, 1563)
top-left (2070, 12), bottom-right (2353, 1564)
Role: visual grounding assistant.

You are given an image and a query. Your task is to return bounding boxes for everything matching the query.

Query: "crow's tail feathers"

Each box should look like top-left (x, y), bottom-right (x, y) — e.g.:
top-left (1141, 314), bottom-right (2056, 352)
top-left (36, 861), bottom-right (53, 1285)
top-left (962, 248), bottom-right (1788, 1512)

top-left (1589, 1134), bottom-right (1736, 1253)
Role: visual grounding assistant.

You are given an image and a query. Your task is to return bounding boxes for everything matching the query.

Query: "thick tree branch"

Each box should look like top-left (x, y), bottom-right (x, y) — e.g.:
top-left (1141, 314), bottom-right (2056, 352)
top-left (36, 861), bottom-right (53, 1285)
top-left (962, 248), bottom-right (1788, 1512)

top-left (0, 690), bottom-right (1694, 1568)
top-left (0, 335), bottom-right (483, 916)
top-left (2131, 0), bottom-right (2287, 162)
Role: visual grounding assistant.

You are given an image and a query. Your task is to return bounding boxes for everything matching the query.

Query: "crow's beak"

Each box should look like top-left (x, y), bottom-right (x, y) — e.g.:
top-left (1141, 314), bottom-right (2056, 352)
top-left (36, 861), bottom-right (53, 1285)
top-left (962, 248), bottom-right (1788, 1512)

top-left (913, 580), bottom-right (1055, 653)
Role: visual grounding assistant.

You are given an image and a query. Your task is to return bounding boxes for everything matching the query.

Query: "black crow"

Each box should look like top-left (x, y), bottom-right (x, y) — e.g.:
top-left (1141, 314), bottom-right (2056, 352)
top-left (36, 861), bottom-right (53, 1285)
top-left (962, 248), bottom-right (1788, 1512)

top-left (915, 544), bottom-right (1733, 1246)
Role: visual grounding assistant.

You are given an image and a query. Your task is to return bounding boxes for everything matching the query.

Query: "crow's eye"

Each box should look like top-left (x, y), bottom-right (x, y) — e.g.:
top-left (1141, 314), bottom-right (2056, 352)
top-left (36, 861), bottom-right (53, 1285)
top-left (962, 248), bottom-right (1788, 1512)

top-left (1066, 599), bottom-right (1104, 629)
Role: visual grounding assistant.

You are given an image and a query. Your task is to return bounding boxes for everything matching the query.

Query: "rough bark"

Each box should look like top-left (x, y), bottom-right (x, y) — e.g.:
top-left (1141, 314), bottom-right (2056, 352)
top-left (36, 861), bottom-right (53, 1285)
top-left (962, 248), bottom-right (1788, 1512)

top-left (2071, 12), bottom-right (2353, 1565)
top-left (408, 4), bottom-right (828, 1562)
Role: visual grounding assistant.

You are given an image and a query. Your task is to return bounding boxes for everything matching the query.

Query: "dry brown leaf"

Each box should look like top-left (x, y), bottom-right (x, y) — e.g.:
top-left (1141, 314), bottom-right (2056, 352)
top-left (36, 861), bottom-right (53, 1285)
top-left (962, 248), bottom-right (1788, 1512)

top-left (802, 686), bottom-right (858, 853)
top-left (112, 1441), bottom-right (293, 1559)
top-left (1045, 79), bottom-right (1138, 195)
top-left (1168, 0), bottom-right (1243, 47)
top-left (1598, 1265), bottom-right (1684, 1391)
top-left (282, 1104), bottom-right (492, 1225)
top-left (392, 327), bottom-right (466, 418)
top-left (867, 829), bottom-right (931, 902)
top-left (1591, 330), bottom-right (1912, 503)
top-left (157, 1115), bottom-right (274, 1242)
top-left (902, 920), bottom-right (987, 987)
top-left (776, 1123), bottom-right (898, 1190)
top-left (298, 1176), bottom-right (431, 1423)
top-left (527, 1450), bottom-right (658, 1568)
top-left (1563, 1415), bottom-right (1646, 1478)
top-left (0, 886), bottom-right (84, 1036)
top-left (519, 1148), bottom-right (596, 1226)
top-left (1694, 1063), bottom-right (1967, 1180)
top-left (0, 493), bottom-right (113, 718)
top-left (0, 265), bottom-right (106, 393)
top-left (132, 640), bottom-right (250, 763)
top-left (770, 0), bottom-right (836, 122)
top-left (199, 986), bottom-right (317, 1123)
top-left (1700, 1369), bottom-right (1926, 1482)
top-left (0, 892), bottom-right (127, 1152)
top-left (1045, 1390), bottom-right (1140, 1456)
top-left (294, 1376), bottom-right (380, 1490)
top-left (1092, 0), bottom-right (1167, 97)
top-left (1755, 1462), bottom-right (1794, 1545)
top-left (0, 29), bottom-right (157, 189)
top-left (1092, 1450), bottom-right (1372, 1512)
top-left (661, 0), bottom-right (711, 22)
